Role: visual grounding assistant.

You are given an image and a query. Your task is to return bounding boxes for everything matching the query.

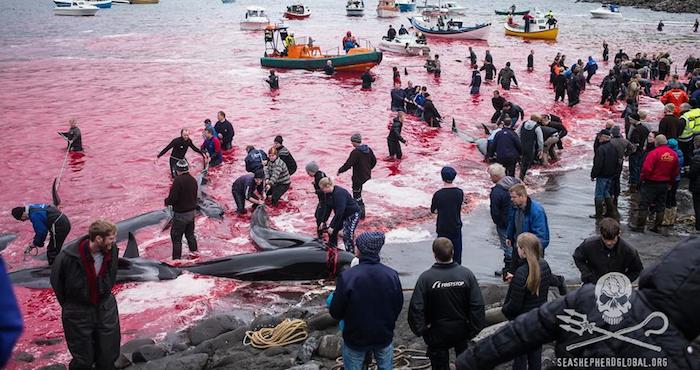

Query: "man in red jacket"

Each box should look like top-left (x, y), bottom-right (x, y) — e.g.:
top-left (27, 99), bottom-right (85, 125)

top-left (631, 135), bottom-right (679, 233)
top-left (660, 88), bottom-right (689, 117)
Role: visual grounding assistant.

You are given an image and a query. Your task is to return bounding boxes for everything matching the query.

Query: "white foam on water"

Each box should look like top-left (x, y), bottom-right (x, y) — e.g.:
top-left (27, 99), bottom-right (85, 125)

top-left (116, 274), bottom-right (216, 314)
top-left (385, 227), bottom-right (433, 244)
top-left (364, 180), bottom-right (432, 208)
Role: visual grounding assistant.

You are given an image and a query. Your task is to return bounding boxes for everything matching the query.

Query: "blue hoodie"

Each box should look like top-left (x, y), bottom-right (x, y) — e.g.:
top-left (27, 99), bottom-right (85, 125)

top-left (668, 139), bottom-right (684, 180)
top-left (27, 204), bottom-right (64, 247)
top-left (0, 256), bottom-right (23, 368)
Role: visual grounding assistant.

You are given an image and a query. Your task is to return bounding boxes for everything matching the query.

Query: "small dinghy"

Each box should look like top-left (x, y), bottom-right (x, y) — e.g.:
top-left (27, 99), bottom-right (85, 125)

top-left (410, 16), bottom-right (491, 40)
top-left (590, 4), bottom-right (622, 19)
top-left (53, 1), bottom-right (99, 16)
top-left (378, 34), bottom-right (430, 56)
top-left (284, 3), bottom-right (311, 19)
top-left (346, 0), bottom-right (365, 16)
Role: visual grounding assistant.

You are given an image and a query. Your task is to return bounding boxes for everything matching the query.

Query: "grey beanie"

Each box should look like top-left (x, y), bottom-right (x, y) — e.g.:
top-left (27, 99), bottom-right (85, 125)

top-left (350, 133), bottom-right (362, 143)
top-left (306, 161), bottom-right (319, 173)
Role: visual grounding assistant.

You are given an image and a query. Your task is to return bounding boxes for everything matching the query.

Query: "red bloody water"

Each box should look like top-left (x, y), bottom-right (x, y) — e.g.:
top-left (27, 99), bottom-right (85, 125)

top-left (0, 0), bottom-right (697, 367)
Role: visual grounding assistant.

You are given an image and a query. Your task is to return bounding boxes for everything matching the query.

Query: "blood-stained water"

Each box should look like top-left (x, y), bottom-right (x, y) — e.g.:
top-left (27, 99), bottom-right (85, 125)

top-left (0, 0), bottom-right (697, 367)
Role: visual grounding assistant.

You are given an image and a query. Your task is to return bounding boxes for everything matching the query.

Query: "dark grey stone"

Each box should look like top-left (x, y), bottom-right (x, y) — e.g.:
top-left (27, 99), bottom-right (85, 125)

top-left (249, 314), bottom-right (283, 331)
top-left (188, 315), bottom-right (244, 345)
top-left (296, 336), bottom-right (319, 363)
top-left (142, 353), bottom-right (209, 370)
top-left (283, 307), bottom-right (310, 320)
top-left (209, 350), bottom-right (251, 369)
top-left (115, 353), bottom-right (132, 368)
top-left (121, 338), bottom-right (156, 354)
top-left (262, 346), bottom-right (289, 357)
top-left (132, 344), bottom-right (167, 363)
top-left (15, 351), bottom-right (35, 363)
top-left (33, 337), bottom-right (62, 346)
top-left (286, 361), bottom-right (321, 370)
top-left (194, 327), bottom-right (247, 355)
top-left (306, 312), bottom-right (338, 331)
top-left (37, 365), bottom-right (66, 370)
top-left (316, 335), bottom-right (343, 359)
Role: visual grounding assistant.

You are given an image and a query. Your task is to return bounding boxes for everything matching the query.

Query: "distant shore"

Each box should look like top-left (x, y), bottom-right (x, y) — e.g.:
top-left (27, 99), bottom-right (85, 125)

top-left (578, 0), bottom-right (700, 14)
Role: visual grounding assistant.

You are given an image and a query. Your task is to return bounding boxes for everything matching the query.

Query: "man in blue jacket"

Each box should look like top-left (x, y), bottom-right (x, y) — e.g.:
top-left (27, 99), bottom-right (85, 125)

top-left (505, 184), bottom-right (549, 275)
top-left (0, 256), bottom-right (23, 369)
top-left (488, 118), bottom-right (522, 177)
top-left (487, 164), bottom-right (521, 276)
top-left (330, 231), bottom-right (403, 370)
top-left (12, 204), bottom-right (71, 265)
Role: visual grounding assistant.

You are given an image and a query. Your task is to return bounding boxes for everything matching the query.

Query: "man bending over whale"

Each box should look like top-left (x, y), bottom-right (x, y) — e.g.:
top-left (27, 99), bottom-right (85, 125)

top-left (12, 204), bottom-right (71, 265)
top-left (157, 128), bottom-right (204, 178)
top-left (319, 177), bottom-right (361, 253)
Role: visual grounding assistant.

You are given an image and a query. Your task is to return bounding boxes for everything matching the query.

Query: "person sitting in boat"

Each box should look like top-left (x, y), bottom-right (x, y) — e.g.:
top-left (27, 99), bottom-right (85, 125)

top-left (324, 60), bottom-right (335, 75)
top-left (386, 25), bottom-right (396, 41)
top-left (546, 15), bottom-right (557, 29)
top-left (265, 70), bottom-right (279, 90)
top-left (342, 31), bottom-right (359, 53)
top-left (285, 33), bottom-right (296, 48)
top-left (398, 24), bottom-right (408, 35)
top-left (416, 32), bottom-right (427, 44)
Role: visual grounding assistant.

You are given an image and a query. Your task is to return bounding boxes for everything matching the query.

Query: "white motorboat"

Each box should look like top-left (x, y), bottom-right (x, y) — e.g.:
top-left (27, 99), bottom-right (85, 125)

top-left (418, 1), bottom-right (466, 15)
top-left (377, 0), bottom-right (400, 18)
top-left (410, 16), bottom-right (490, 40)
top-left (590, 4), bottom-right (622, 18)
top-left (112, 0), bottom-right (129, 3)
top-left (378, 34), bottom-right (430, 56)
top-left (53, 1), bottom-right (99, 16)
top-left (346, 0), bottom-right (365, 16)
top-left (54, 0), bottom-right (111, 8)
top-left (240, 6), bottom-right (270, 30)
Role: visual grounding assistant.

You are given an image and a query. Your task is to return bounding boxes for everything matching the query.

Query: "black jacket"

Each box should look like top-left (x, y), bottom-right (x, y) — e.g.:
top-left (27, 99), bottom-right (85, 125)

top-left (423, 100), bottom-right (441, 124)
top-left (322, 186), bottom-right (361, 230)
top-left (158, 137), bottom-right (203, 160)
top-left (501, 259), bottom-right (553, 320)
top-left (689, 149), bottom-right (700, 193)
top-left (408, 263), bottom-right (485, 349)
top-left (362, 72), bottom-right (375, 89)
top-left (659, 114), bottom-right (683, 140)
top-left (277, 146), bottom-right (297, 175)
top-left (591, 141), bottom-right (619, 179)
top-left (456, 237), bottom-right (700, 370)
top-left (387, 117), bottom-right (406, 143)
top-left (245, 149), bottom-right (269, 173)
top-left (214, 119), bottom-right (235, 145)
top-left (554, 74), bottom-right (568, 94)
top-left (165, 173), bottom-right (198, 213)
top-left (573, 236), bottom-right (644, 284)
top-left (338, 145), bottom-right (377, 185)
top-left (312, 170), bottom-right (328, 205)
top-left (491, 96), bottom-right (506, 113)
top-left (60, 127), bottom-right (83, 151)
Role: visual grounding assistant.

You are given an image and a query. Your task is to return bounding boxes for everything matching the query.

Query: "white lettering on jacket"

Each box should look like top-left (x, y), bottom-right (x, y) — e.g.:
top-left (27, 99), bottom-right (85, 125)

top-left (432, 280), bottom-right (465, 289)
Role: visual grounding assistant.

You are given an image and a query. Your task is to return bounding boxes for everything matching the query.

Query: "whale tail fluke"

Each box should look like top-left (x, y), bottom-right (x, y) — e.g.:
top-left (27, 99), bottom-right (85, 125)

top-left (52, 178), bottom-right (61, 206)
top-left (124, 232), bottom-right (140, 258)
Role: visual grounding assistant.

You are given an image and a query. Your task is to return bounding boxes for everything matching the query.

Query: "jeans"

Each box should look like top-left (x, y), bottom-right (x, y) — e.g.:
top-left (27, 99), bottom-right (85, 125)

top-left (438, 229), bottom-right (463, 264)
top-left (594, 177), bottom-right (612, 200)
top-left (171, 210), bottom-right (197, 259)
top-left (628, 152), bottom-right (643, 186)
top-left (342, 343), bottom-right (393, 370)
top-left (513, 346), bottom-right (542, 370)
top-left (497, 225), bottom-right (511, 270)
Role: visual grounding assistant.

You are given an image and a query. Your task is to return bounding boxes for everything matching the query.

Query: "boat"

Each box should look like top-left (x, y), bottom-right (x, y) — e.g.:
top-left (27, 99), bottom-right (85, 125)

top-left (504, 11), bottom-right (558, 40)
top-left (495, 8), bottom-right (529, 15)
top-left (396, 0), bottom-right (416, 12)
top-left (378, 34), bottom-right (430, 56)
top-left (410, 16), bottom-right (491, 40)
top-left (418, 1), bottom-right (465, 15)
top-left (54, 0), bottom-right (111, 8)
top-left (130, 0), bottom-right (159, 4)
top-left (284, 3), bottom-right (311, 19)
top-left (590, 4), bottom-right (622, 18)
top-left (53, 1), bottom-right (99, 15)
top-left (112, 0), bottom-right (129, 3)
top-left (260, 25), bottom-right (382, 71)
top-left (241, 6), bottom-right (271, 30)
top-left (222, 0), bottom-right (235, 3)
top-left (377, 0), bottom-right (400, 18)
top-left (346, 0), bottom-right (365, 16)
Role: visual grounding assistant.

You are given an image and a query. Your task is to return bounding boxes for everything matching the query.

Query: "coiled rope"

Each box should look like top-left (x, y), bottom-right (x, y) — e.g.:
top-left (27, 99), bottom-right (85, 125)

top-left (243, 319), bottom-right (308, 349)
top-left (330, 345), bottom-right (431, 370)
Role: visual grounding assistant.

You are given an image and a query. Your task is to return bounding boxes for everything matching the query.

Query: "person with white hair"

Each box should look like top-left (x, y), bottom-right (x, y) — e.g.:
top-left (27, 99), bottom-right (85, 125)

top-left (487, 163), bottom-right (521, 276)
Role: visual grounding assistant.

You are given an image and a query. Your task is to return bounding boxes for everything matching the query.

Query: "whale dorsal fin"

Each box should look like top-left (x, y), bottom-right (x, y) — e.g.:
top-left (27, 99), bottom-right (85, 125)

top-left (124, 232), bottom-right (139, 258)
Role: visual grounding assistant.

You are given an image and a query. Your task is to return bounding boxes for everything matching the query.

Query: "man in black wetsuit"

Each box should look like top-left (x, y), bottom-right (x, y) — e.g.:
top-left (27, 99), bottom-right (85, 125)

top-left (157, 129), bottom-right (205, 178)
top-left (59, 118), bottom-right (83, 152)
top-left (362, 69), bottom-right (375, 89)
top-left (266, 70), bottom-right (279, 90)
top-left (306, 161), bottom-right (328, 238)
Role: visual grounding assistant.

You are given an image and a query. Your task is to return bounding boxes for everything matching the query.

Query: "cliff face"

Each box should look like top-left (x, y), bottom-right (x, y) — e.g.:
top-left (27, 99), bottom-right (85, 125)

top-left (580, 0), bottom-right (700, 14)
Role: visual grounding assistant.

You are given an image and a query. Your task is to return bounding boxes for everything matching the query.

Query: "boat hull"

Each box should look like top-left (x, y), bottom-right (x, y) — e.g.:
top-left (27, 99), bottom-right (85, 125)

top-left (130, 0), bottom-right (159, 4)
top-left (53, 8), bottom-right (99, 15)
top-left (261, 51), bottom-right (383, 72)
top-left (240, 20), bottom-right (270, 30)
top-left (54, 0), bottom-right (111, 8)
top-left (346, 8), bottom-right (364, 16)
top-left (377, 7), bottom-right (400, 17)
top-left (284, 11), bottom-right (311, 19)
top-left (378, 39), bottom-right (429, 56)
top-left (397, 2), bottom-right (415, 12)
top-left (504, 25), bottom-right (558, 40)
top-left (590, 10), bottom-right (622, 18)
top-left (411, 18), bottom-right (491, 40)
top-left (495, 9), bottom-right (529, 15)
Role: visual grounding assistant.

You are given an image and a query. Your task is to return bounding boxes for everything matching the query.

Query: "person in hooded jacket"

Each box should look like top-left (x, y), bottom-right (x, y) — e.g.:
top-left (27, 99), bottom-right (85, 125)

top-left (0, 255), bottom-right (22, 369)
top-left (387, 112), bottom-right (408, 160)
top-left (658, 103), bottom-right (684, 139)
top-left (609, 126), bottom-right (635, 206)
top-left (488, 119), bottom-right (522, 177)
top-left (497, 62), bottom-right (518, 90)
top-left (431, 167), bottom-right (465, 264)
top-left (306, 162), bottom-right (328, 238)
top-left (11, 204), bottom-right (71, 265)
top-left (501, 233), bottom-right (553, 370)
top-left (591, 129), bottom-right (620, 220)
top-left (232, 170), bottom-right (265, 215)
top-left (320, 178), bottom-right (361, 252)
top-left (273, 135), bottom-right (297, 175)
top-left (517, 115), bottom-right (544, 180)
top-left (244, 145), bottom-right (269, 174)
top-left (200, 127), bottom-right (222, 167)
top-left (488, 164), bottom-right (522, 275)
top-left (361, 69), bottom-right (375, 90)
top-left (408, 237), bottom-right (485, 370)
top-left (338, 133), bottom-right (377, 219)
top-left (583, 56), bottom-right (598, 84)
top-left (50, 220), bottom-right (120, 370)
top-left (265, 147), bottom-right (292, 206)
top-left (688, 136), bottom-right (700, 231)
top-left (626, 113), bottom-right (649, 193)
top-left (567, 68), bottom-right (582, 107)
top-left (423, 93), bottom-right (442, 127)
top-left (469, 69), bottom-right (481, 95)
top-left (456, 236), bottom-right (700, 370)
top-left (498, 101), bottom-right (525, 127)
top-left (661, 88), bottom-right (689, 117)
top-left (505, 184), bottom-right (550, 275)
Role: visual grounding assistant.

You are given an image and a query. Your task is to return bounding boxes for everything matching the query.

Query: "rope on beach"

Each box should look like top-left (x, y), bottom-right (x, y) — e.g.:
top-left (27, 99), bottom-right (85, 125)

top-left (330, 345), bottom-right (431, 370)
top-left (242, 319), bottom-right (308, 349)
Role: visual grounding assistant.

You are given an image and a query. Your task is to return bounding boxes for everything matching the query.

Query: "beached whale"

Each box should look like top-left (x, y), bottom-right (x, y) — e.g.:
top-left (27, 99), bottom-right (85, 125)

top-left (0, 233), bottom-right (17, 252)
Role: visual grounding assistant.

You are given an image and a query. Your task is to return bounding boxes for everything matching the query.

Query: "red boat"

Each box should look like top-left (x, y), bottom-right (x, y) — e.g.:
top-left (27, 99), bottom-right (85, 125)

top-left (284, 3), bottom-right (311, 19)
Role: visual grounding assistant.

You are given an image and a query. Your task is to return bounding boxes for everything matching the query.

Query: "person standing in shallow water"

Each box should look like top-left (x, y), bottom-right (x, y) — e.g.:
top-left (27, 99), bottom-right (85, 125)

top-left (338, 133), bottom-right (377, 219)
top-left (306, 162), bottom-right (328, 238)
top-left (265, 70), bottom-right (279, 89)
top-left (59, 118), bottom-right (83, 152)
top-left (602, 40), bottom-right (609, 62)
top-left (165, 160), bottom-right (198, 260)
top-left (157, 129), bottom-right (204, 178)
top-left (387, 112), bottom-right (407, 160)
top-left (319, 177), bottom-right (361, 252)
top-left (469, 69), bottom-right (481, 94)
top-left (526, 50), bottom-right (534, 72)
top-left (430, 166), bottom-right (464, 264)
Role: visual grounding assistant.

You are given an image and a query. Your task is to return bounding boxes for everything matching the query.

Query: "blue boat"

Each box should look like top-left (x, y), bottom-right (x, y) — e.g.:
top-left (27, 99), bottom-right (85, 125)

top-left (54, 0), bottom-right (112, 8)
top-left (396, 0), bottom-right (416, 12)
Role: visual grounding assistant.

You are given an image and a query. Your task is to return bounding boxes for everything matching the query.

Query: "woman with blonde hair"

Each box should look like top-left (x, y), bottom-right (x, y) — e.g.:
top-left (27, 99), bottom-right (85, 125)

top-left (502, 232), bottom-right (553, 370)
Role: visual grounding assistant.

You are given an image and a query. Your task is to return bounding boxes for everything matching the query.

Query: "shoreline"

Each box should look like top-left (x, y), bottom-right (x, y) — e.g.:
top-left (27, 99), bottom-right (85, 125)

top-left (578, 0), bottom-right (700, 14)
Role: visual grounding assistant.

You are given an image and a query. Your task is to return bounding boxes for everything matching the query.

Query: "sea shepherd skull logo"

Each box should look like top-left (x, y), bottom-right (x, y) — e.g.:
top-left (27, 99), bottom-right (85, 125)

top-left (557, 272), bottom-right (669, 352)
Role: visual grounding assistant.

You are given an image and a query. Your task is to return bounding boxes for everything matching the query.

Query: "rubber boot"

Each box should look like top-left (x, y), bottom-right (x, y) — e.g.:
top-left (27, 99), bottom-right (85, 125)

top-left (604, 197), bottom-right (620, 220)
top-left (629, 210), bottom-right (647, 232)
top-left (625, 184), bottom-right (637, 195)
top-left (358, 199), bottom-right (366, 220)
top-left (662, 207), bottom-right (677, 226)
top-left (589, 199), bottom-right (605, 219)
top-left (649, 211), bottom-right (666, 234)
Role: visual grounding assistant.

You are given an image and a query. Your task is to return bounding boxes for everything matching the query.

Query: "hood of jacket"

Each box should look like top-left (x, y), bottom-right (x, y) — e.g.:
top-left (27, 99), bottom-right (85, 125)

top-left (638, 237), bottom-right (700, 341)
top-left (522, 120), bottom-right (539, 130)
top-left (356, 144), bottom-right (370, 154)
top-left (497, 176), bottom-right (521, 190)
top-left (277, 146), bottom-right (290, 156)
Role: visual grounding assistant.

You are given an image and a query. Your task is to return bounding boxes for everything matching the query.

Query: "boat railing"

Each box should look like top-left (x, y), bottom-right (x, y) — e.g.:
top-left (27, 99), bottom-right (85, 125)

top-left (324, 46), bottom-right (341, 56)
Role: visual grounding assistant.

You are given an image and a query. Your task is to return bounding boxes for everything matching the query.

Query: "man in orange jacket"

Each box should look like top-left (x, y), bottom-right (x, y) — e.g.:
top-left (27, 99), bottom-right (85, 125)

top-left (660, 88), bottom-right (689, 116)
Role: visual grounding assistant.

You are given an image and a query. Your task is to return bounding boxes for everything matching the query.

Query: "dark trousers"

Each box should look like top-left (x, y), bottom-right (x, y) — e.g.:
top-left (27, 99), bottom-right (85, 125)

top-left (568, 91), bottom-right (580, 107)
top-left (587, 72), bottom-right (595, 83)
top-left (659, 70), bottom-right (668, 81)
top-left (640, 181), bottom-right (668, 213)
top-left (679, 140), bottom-right (694, 166)
top-left (628, 152), bottom-right (643, 186)
top-left (666, 180), bottom-right (679, 207)
top-left (63, 296), bottom-right (120, 370)
top-left (497, 157), bottom-right (517, 177)
top-left (314, 204), bottom-right (327, 238)
top-left (490, 110), bottom-right (502, 123)
top-left (222, 140), bottom-right (233, 150)
top-left (520, 157), bottom-right (534, 180)
top-left (352, 180), bottom-right (367, 218)
top-left (267, 183), bottom-right (290, 205)
top-left (427, 341), bottom-right (468, 370)
top-left (388, 138), bottom-right (403, 159)
top-left (600, 92), bottom-right (614, 105)
top-left (233, 191), bottom-right (246, 213)
top-left (693, 192), bottom-right (700, 230)
top-left (171, 211), bottom-right (197, 259)
top-left (49, 217), bottom-right (72, 265)
top-left (513, 346), bottom-right (542, 370)
top-left (555, 89), bottom-right (565, 101)
top-left (438, 229), bottom-right (463, 264)
top-left (168, 157), bottom-right (179, 178)
top-left (329, 212), bottom-right (361, 252)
